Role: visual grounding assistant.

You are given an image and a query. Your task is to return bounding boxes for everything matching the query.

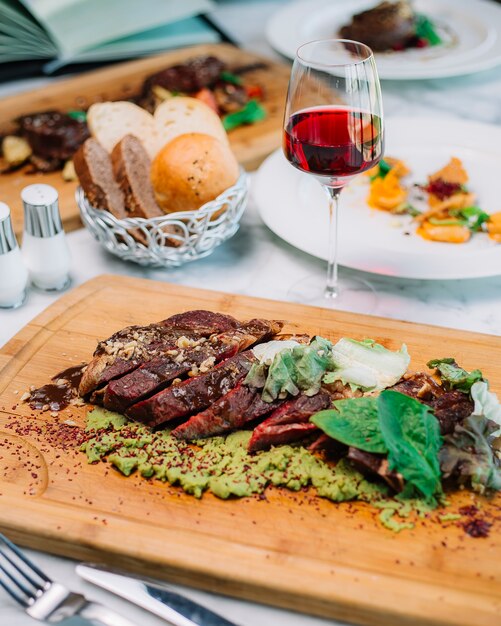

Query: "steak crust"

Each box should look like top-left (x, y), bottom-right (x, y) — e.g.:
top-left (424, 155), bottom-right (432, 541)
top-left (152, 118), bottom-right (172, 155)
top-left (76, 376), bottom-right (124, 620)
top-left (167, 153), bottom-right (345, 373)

top-left (101, 318), bottom-right (283, 413)
top-left (79, 311), bottom-right (241, 397)
top-left (172, 383), bottom-right (283, 440)
top-left (391, 372), bottom-right (473, 434)
top-left (127, 351), bottom-right (255, 426)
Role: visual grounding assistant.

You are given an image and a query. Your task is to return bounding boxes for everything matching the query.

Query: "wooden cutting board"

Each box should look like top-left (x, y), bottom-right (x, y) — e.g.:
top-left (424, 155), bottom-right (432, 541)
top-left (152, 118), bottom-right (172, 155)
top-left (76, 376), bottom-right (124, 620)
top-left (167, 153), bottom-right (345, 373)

top-left (1, 275), bottom-right (500, 626)
top-left (0, 44), bottom-right (290, 238)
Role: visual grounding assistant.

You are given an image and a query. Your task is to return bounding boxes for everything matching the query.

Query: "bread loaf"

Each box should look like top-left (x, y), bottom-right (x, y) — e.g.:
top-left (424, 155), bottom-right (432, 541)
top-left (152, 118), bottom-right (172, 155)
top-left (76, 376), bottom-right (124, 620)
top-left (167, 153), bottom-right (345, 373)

top-left (73, 138), bottom-right (126, 219)
top-left (151, 133), bottom-right (239, 213)
top-left (111, 135), bottom-right (163, 219)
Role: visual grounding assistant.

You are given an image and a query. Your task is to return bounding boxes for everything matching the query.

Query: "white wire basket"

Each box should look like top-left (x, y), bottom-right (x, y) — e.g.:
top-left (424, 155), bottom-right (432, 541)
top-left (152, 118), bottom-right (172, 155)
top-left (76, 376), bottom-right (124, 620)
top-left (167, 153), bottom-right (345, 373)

top-left (77, 170), bottom-right (248, 268)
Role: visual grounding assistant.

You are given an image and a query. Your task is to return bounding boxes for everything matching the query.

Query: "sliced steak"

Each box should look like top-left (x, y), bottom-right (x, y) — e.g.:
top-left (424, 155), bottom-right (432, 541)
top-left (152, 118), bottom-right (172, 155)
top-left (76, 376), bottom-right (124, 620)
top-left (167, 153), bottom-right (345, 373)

top-left (103, 339), bottom-right (238, 414)
top-left (79, 310), bottom-right (240, 397)
top-left (347, 447), bottom-right (404, 493)
top-left (127, 351), bottom-right (255, 426)
top-left (391, 372), bottom-right (472, 434)
top-left (250, 423), bottom-right (319, 452)
top-left (391, 372), bottom-right (444, 403)
top-left (103, 319), bottom-right (282, 413)
top-left (248, 391), bottom-right (331, 452)
top-left (430, 390), bottom-right (474, 435)
top-left (172, 383), bottom-right (283, 440)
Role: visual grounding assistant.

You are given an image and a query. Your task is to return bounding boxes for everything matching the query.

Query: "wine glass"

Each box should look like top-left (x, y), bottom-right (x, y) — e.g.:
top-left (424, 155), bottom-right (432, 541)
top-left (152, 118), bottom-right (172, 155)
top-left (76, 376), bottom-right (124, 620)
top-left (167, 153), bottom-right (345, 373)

top-left (283, 39), bottom-right (384, 308)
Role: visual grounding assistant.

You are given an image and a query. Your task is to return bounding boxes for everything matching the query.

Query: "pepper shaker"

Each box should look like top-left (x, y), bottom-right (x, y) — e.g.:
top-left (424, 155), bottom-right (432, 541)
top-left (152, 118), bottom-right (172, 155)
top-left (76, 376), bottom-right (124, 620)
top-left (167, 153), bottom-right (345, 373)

top-left (0, 202), bottom-right (28, 308)
top-left (21, 184), bottom-right (71, 291)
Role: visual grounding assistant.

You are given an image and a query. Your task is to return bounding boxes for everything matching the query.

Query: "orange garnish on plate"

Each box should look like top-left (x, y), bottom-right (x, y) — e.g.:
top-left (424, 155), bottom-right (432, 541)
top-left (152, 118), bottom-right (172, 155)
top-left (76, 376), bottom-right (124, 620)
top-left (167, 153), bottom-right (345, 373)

top-left (368, 170), bottom-right (407, 211)
top-left (487, 211), bottom-right (501, 242)
top-left (429, 157), bottom-right (468, 185)
top-left (417, 221), bottom-right (471, 244)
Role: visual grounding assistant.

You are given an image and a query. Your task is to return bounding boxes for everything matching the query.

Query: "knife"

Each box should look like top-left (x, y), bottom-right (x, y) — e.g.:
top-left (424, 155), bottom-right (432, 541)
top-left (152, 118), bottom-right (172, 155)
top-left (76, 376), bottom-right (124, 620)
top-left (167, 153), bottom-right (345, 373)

top-left (76, 563), bottom-right (239, 626)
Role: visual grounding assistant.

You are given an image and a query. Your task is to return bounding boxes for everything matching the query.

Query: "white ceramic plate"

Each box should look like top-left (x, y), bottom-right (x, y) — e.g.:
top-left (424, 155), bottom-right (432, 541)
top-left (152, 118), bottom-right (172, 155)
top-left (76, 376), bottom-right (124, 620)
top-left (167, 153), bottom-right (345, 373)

top-left (254, 117), bottom-right (501, 280)
top-left (266, 0), bottom-right (501, 80)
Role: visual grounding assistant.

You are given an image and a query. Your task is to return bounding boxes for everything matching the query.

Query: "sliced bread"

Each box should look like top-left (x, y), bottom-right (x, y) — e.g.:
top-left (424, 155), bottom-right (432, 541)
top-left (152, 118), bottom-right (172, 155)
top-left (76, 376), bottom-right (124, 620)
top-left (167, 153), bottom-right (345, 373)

top-left (87, 101), bottom-right (158, 159)
top-left (111, 134), bottom-right (163, 219)
top-left (154, 97), bottom-right (228, 149)
top-left (73, 138), bottom-right (126, 219)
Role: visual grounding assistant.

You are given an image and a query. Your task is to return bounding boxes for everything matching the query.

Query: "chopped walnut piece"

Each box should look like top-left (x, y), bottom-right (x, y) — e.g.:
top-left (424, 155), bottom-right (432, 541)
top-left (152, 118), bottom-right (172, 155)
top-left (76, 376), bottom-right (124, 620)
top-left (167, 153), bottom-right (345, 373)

top-left (199, 356), bottom-right (216, 373)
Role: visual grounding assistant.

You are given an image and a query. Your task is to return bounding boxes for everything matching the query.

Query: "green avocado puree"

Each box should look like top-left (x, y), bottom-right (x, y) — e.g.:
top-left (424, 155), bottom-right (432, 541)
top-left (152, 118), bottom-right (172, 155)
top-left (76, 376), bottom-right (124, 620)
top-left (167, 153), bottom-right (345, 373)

top-left (82, 408), bottom-right (438, 531)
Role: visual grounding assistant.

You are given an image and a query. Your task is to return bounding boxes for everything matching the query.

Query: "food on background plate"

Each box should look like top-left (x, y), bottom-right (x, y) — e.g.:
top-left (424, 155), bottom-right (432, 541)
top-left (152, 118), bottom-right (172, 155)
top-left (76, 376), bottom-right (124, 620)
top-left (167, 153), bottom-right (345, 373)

top-left (0, 54), bottom-right (266, 177)
top-left (151, 132), bottom-right (239, 213)
top-left (24, 309), bottom-right (501, 534)
top-left (339, 0), bottom-right (444, 52)
top-left (367, 155), bottom-right (501, 243)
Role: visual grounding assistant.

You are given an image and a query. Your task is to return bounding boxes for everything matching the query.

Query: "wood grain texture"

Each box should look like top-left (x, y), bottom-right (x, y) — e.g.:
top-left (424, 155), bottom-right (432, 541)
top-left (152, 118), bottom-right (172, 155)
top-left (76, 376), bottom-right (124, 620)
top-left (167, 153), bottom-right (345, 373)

top-left (0, 44), bottom-right (290, 237)
top-left (0, 275), bottom-right (500, 626)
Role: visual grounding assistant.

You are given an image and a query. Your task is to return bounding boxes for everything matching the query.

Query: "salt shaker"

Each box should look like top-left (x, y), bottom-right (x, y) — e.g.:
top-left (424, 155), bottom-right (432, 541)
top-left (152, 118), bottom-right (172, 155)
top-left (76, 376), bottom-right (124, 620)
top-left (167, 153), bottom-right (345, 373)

top-left (0, 202), bottom-right (28, 308)
top-left (21, 184), bottom-right (71, 291)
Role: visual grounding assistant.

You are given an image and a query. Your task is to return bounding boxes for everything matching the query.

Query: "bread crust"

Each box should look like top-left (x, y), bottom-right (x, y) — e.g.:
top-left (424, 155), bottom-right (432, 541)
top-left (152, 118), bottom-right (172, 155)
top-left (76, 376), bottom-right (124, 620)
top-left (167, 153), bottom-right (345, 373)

top-left (111, 135), bottom-right (163, 219)
top-left (151, 133), bottom-right (239, 213)
top-left (73, 138), bottom-right (126, 219)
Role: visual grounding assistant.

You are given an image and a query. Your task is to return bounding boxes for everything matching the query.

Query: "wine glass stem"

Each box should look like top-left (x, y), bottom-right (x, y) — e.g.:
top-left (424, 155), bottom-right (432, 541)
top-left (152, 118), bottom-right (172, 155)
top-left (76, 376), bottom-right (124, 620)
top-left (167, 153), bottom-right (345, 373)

top-left (325, 186), bottom-right (341, 300)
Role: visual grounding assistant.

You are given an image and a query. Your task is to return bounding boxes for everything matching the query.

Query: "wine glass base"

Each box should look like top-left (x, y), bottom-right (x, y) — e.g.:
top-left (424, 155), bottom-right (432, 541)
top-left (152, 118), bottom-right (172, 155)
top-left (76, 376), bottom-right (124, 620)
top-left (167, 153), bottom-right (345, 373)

top-left (288, 274), bottom-right (376, 313)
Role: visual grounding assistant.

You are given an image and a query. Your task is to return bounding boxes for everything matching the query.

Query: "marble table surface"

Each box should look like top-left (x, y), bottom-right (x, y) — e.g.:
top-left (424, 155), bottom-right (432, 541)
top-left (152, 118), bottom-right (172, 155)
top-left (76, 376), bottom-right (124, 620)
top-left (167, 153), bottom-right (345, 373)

top-left (1, 1), bottom-right (501, 625)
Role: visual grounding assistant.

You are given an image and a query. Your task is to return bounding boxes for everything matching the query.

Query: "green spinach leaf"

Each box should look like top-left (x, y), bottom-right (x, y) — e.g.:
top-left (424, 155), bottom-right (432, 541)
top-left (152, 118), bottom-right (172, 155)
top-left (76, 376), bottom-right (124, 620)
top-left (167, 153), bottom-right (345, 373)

top-left (378, 390), bottom-right (442, 500)
top-left (310, 397), bottom-right (387, 454)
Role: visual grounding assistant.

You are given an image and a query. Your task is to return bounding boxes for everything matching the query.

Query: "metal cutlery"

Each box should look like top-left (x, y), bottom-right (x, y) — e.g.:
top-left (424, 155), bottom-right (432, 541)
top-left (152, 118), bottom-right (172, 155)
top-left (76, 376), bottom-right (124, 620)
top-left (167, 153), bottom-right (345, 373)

top-left (0, 533), bottom-right (138, 626)
top-left (77, 563), bottom-right (240, 626)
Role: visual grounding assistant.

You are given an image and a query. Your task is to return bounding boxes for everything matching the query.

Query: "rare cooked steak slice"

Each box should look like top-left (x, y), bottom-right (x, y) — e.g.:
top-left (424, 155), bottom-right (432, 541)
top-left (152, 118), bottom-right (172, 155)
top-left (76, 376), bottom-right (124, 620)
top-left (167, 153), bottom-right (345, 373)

top-left (172, 383), bottom-right (283, 440)
top-left (79, 310), bottom-right (240, 397)
top-left (248, 392), bottom-right (331, 452)
top-left (103, 319), bottom-right (283, 413)
top-left (347, 447), bottom-right (404, 492)
top-left (251, 423), bottom-right (319, 452)
top-left (127, 351), bottom-right (255, 426)
top-left (391, 372), bottom-right (473, 434)
top-left (103, 339), bottom-right (238, 414)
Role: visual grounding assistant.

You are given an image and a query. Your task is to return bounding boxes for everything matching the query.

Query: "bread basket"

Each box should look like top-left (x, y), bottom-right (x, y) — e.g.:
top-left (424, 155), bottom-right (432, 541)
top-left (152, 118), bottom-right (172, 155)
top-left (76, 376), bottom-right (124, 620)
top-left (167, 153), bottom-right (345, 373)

top-left (77, 170), bottom-right (248, 268)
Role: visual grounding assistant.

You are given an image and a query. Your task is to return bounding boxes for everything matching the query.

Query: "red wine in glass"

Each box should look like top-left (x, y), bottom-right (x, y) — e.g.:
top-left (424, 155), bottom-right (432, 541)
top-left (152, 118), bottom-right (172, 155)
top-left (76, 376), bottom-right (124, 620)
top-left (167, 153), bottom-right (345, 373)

top-left (282, 39), bottom-right (384, 306)
top-left (284, 106), bottom-right (383, 183)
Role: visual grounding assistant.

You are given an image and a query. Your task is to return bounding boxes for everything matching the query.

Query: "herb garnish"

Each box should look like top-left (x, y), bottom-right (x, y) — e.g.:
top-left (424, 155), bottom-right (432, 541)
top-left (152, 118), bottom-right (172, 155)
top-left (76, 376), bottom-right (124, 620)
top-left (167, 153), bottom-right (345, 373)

top-left (427, 358), bottom-right (484, 393)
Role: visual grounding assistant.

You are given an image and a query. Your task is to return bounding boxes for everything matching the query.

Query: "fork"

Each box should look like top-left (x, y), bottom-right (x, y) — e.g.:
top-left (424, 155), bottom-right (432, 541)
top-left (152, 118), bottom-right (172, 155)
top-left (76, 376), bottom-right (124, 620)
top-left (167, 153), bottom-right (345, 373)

top-left (0, 533), bottom-right (138, 625)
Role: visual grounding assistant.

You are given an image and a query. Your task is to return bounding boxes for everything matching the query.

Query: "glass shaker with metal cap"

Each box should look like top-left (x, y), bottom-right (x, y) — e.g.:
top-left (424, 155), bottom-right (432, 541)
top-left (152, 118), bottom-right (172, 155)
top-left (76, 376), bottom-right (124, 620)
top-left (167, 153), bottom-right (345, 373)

top-left (0, 202), bottom-right (28, 308)
top-left (21, 184), bottom-right (71, 291)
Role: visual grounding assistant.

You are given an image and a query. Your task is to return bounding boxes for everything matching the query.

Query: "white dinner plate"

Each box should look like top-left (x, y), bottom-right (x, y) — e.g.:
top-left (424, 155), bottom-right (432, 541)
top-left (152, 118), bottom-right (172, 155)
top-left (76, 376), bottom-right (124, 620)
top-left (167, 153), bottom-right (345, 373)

top-left (266, 0), bottom-right (501, 80)
top-left (254, 117), bottom-right (501, 280)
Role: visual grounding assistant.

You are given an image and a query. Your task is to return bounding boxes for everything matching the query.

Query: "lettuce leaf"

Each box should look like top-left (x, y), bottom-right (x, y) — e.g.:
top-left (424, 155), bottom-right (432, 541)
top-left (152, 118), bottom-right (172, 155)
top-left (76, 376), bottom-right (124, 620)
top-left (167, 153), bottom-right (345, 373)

top-left (323, 338), bottom-right (410, 391)
top-left (439, 414), bottom-right (501, 494)
top-left (262, 349), bottom-right (299, 401)
top-left (251, 340), bottom-right (301, 365)
top-left (310, 397), bottom-right (387, 454)
top-left (293, 337), bottom-right (333, 396)
top-left (246, 336), bottom-right (334, 402)
top-left (471, 381), bottom-right (501, 437)
top-left (378, 390), bottom-right (442, 500)
top-left (427, 358), bottom-right (483, 393)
